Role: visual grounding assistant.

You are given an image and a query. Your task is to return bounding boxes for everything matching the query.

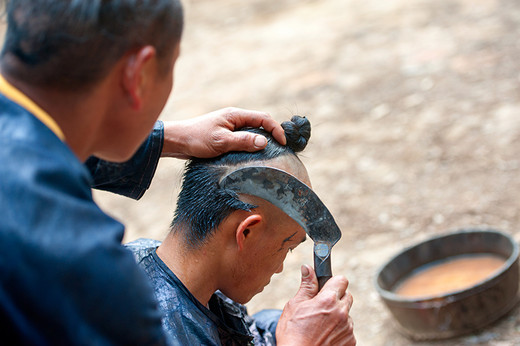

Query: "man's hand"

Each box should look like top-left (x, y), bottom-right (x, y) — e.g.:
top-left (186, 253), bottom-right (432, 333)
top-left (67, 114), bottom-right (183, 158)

top-left (161, 107), bottom-right (286, 159)
top-left (276, 265), bottom-right (356, 346)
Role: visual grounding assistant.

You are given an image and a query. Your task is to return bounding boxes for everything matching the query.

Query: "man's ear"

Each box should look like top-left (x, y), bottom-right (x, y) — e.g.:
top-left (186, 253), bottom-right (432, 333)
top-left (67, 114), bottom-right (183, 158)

top-left (235, 214), bottom-right (263, 251)
top-left (121, 45), bottom-right (156, 110)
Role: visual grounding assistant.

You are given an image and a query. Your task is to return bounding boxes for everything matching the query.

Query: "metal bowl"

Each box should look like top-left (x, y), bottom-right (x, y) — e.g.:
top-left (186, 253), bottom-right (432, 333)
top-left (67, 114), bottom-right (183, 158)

top-left (374, 229), bottom-right (519, 340)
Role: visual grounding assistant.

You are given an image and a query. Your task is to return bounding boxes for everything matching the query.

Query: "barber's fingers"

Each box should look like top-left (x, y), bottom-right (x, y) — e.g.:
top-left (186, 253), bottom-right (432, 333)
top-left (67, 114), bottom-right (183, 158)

top-left (222, 107), bottom-right (287, 145)
top-left (220, 131), bottom-right (269, 152)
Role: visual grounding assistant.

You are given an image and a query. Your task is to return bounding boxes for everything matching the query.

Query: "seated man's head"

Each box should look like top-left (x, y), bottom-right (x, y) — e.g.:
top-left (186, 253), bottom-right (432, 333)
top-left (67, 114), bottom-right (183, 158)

top-left (167, 116), bottom-right (311, 304)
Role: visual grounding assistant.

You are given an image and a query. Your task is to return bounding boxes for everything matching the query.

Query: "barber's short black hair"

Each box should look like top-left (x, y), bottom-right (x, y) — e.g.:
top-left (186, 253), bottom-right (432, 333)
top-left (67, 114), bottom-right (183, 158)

top-left (0, 0), bottom-right (183, 91)
top-left (172, 116), bottom-right (312, 248)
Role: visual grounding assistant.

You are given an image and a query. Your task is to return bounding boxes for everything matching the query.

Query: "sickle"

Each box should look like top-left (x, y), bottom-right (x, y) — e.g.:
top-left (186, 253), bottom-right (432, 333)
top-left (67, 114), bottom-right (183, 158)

top-left (219, 166), bottom-right (342, 290)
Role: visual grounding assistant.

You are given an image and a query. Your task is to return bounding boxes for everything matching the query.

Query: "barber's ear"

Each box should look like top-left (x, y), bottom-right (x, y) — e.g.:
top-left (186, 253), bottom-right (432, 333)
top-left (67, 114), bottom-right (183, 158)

top-left (122, 45), bottom-right (156, 110)
top-left (236, 214), bottom-right (263, 251)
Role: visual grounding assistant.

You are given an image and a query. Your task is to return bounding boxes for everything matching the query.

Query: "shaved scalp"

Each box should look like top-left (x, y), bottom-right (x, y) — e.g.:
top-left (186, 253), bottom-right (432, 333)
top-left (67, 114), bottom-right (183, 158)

top-left (0, 0), bottom-right (183, 91)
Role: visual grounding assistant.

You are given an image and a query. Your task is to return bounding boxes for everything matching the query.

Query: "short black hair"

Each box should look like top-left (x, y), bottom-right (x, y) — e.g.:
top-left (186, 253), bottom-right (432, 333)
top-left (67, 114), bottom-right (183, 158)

top-left (172, 116), bottom-right (311, 248)
top-left (0, 0), bottom-right (183, 91)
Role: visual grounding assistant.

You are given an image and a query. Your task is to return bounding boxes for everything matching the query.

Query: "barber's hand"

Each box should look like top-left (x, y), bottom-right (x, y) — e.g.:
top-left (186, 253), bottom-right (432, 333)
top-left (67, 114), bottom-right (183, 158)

top-left (161, 107), bottom-right (286, 159)
top-left (276, 265), bottom-right (356, 346)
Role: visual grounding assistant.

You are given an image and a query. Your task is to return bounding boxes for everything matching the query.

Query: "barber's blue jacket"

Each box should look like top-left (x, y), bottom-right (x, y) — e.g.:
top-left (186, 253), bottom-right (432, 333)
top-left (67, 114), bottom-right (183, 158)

top-left (0, 92), bottom-right (167, 345)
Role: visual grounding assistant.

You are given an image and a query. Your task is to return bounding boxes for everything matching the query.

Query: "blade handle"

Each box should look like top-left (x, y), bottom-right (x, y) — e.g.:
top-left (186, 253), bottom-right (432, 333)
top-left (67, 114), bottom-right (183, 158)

top-left (314, 243), bottom-right (332, 291)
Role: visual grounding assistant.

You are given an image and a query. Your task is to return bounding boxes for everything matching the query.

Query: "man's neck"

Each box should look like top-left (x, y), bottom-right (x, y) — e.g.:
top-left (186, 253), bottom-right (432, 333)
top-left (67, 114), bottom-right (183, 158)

top-left (156, 230), bottom-right (222, 306)
top-left (0, 64), bottom-right (110, 162)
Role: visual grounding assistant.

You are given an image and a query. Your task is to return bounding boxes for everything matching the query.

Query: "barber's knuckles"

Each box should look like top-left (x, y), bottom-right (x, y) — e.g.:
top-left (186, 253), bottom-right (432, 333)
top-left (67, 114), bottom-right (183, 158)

top-left (208, 129), bottom-right (229, 152)
top-left (221, 107), bottom-right (286, 143)
top-left (221, 107), bottom-right (267, 128)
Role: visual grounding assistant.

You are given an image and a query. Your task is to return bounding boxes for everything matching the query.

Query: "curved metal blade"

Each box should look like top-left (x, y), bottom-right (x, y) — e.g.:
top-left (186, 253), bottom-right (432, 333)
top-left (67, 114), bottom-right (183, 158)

top-left (219, 166), bottom-right (341, 247)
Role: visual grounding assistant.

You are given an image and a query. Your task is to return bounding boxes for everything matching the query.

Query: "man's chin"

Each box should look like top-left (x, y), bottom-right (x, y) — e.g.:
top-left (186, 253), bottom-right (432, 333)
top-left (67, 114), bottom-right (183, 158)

top-left (91, 148), bottom-right (136, 163)
top-left (245, 285), bottom-right (267, 303)
top-left (230, 292), bottom-right (257, 305)
top-left (221, 284), bottom-right (268, 305)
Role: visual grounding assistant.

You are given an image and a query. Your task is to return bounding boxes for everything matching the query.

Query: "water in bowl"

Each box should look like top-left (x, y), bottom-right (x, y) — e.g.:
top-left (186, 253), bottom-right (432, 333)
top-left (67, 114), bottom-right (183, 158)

top-left (393, 253), bottom-right (506, 298)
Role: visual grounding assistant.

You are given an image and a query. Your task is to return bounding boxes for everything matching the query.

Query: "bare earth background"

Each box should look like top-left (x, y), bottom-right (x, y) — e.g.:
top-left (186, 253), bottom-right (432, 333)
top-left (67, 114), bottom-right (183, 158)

top-left (94, 0), bottom-right (520, 344)
top-left (4, 0), bottom-right (520, 344)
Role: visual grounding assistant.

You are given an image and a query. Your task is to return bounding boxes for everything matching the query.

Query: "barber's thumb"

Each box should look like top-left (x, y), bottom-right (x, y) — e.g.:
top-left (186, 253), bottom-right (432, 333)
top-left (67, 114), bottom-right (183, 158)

top-left (227, 132), bottom-right (268, 152)
top-left (293, 264), bottom-right (319, 301)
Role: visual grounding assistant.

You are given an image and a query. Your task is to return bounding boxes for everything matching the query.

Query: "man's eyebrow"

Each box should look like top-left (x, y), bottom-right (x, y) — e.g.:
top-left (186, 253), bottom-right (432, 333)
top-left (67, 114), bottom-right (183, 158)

top-left (278, 232), bottom-right (307, 251)
top-left (281, 231), bottom-right (297, 245)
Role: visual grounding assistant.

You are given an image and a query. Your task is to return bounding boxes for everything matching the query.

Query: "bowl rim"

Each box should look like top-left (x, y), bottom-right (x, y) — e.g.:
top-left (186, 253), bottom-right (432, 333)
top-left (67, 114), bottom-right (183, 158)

top-left (374, 228), bottom-right (519, 303)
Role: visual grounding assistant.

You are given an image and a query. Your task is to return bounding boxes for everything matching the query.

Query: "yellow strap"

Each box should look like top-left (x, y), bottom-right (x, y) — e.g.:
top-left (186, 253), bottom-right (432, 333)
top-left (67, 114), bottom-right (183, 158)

top-left (0, 74), bottom-right (65, 141)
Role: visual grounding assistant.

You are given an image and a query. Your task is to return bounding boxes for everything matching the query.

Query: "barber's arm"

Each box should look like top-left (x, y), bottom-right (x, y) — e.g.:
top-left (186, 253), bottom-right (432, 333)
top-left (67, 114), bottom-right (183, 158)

top-left (160, 107), bottom-right (286, 159)
top-left (86, 108), bottom-right (285, 199)
top-left (276, 265), bottom-right (356, 346)
top-left (85, 121), bottom-right (164, 199)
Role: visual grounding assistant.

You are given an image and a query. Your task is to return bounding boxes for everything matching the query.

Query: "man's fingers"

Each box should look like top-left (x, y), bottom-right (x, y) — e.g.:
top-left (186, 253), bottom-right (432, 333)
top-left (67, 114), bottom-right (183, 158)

top-left (319, 275), bottom-right (349, 299)
top-left (277, 271), bottom-right (356, 346)
top-left (342, 291), bottom-right (354, 311)
top-left (292, 264), bottom-right (319, 302)
top-left (332, 316), bottom-right (356, 346)
top-left (223, 108), bottom-right (287, 146)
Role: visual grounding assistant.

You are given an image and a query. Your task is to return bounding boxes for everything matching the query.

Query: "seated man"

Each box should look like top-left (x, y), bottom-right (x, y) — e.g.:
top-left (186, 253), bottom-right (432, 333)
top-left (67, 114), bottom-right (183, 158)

top-left (126, 116), bottom-right (355, 345)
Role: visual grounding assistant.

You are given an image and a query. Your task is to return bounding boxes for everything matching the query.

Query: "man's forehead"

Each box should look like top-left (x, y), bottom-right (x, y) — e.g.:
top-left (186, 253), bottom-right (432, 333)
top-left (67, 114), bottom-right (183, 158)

top-left (272, 156), bottom-right (309, 182)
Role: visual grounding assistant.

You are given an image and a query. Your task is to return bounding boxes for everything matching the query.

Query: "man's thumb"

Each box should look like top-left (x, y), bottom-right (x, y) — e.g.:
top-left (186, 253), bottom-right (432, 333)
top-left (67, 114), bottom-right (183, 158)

top-left (293, 264), bottom-right (319, 302)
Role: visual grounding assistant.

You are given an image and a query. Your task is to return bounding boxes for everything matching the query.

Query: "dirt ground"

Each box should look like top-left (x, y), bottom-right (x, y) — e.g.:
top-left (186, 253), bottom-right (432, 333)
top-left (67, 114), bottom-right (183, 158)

top-left (22, 0), bottom-right (518, 344)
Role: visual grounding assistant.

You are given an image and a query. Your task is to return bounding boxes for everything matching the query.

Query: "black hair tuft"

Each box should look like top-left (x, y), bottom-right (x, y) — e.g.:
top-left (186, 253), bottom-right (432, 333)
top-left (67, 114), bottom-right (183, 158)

top-left (282, 115), bottom-right (311, 153)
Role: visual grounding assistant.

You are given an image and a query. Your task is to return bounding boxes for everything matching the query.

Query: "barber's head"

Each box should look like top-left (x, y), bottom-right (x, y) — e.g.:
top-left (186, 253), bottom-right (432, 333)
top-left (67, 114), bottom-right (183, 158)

top-left (172, 116), bottom-right (311, 303)
top-left (0, 1), bottom-right (184, 162)
top-left (0, 0), bottom-right (183, 91)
